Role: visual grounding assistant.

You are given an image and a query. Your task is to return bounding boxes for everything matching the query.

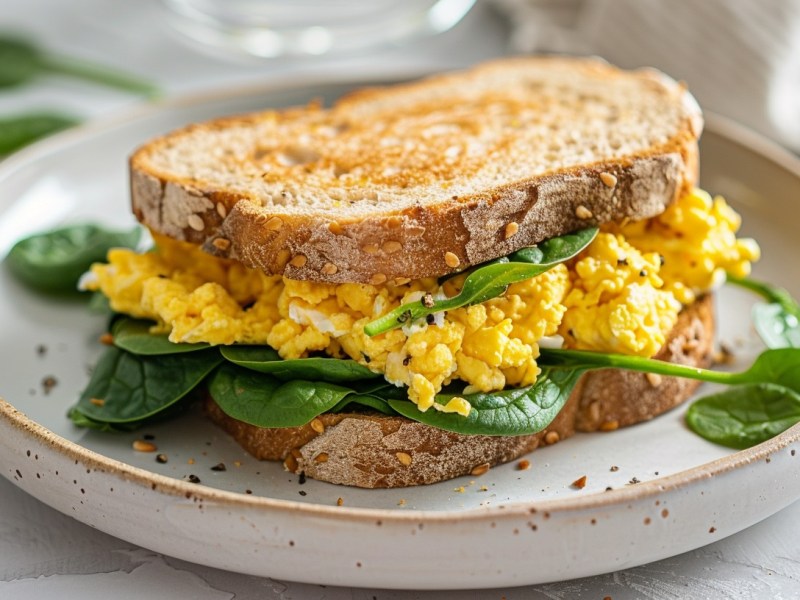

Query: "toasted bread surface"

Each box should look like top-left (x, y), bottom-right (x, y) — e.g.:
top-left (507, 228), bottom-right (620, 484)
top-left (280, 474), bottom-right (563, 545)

top-left (132, 57), bottom-right (702, 283)
top-left (205, 295), bottom-right (714, 488)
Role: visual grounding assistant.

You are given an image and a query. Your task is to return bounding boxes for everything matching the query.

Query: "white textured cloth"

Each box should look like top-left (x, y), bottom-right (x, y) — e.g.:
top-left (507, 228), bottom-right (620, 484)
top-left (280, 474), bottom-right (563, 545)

top-left (492, 0), bottom-right (800, 151)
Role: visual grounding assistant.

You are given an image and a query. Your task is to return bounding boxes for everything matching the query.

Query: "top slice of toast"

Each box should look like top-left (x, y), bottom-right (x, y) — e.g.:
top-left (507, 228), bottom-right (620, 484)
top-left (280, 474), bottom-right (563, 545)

top-left (130, 57), bottom-right (702, 283)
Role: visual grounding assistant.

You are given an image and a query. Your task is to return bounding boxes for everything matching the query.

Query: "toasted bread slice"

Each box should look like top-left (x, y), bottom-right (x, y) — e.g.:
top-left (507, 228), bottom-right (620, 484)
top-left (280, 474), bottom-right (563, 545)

top-left (131, 57), bottom-right (702, 284)
top-left (205, 295), bottom-right (714, 488)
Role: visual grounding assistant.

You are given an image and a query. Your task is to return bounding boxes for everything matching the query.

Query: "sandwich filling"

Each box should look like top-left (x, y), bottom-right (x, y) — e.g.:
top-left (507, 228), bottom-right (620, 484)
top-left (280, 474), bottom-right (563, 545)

top-left (84, 189), bottom-right (759, 417)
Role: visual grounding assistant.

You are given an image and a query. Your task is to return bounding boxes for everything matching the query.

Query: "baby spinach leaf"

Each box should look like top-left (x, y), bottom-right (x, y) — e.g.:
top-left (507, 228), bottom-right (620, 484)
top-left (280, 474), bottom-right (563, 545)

top-left (67, 407), bottom-right (143, 432)
top-left (686, 383), bottom-right (800, 449)
top-left (72, 346), bottom-right (222, 424)
top-left (388, 367), bottom-right (586, 436)
top-left (208, 363), bottom-right (357, 427)
top-left (0, 34), bottom-right (158, 96)
top-left (364, 228), bottom-right (597, 337)
top-left (0, 112), bottom-right (79, 155)
top-left (111, 317), bottom-right (210, 355)
top-left (726, 275), bottom-right (800, 349)
top-left (6, 223), bottom-right (142, 293)
top-left (329, 393), bottom-right (397, 415)
top-left (220, 346), bottom-right (380, 382)
top-left (751, 303), bottom-right (800, 349)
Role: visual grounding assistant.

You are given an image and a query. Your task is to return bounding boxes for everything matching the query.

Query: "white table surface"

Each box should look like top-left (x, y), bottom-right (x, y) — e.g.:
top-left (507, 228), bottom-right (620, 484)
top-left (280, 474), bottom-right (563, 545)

top-left (1, 0), bottom-right (799, 597)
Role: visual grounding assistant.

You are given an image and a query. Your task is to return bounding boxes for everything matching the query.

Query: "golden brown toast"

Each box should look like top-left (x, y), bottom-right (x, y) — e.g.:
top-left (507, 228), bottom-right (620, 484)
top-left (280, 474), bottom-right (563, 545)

top-left (131, 57), bottom-right (702, 284)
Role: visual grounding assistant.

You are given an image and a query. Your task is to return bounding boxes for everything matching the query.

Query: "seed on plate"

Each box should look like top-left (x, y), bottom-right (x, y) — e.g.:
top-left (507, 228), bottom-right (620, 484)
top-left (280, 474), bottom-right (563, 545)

top-left (600, 420), bottom-right (619, 432)
top-left (336, 497), bottom-right (344, 506)
top-left (544, 431), bottom-right (560, 445)
top-left (571, 475), bottom-right (587, 489)
top-left (132, 440), bottom-right (157, 452)
top-left (517, 459), bottom-right (531, 471)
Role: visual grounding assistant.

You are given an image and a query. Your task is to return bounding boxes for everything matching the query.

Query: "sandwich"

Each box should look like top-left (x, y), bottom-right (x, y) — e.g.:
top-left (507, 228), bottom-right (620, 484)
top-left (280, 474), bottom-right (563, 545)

top-left (74, 58), bottom-right (760, 488)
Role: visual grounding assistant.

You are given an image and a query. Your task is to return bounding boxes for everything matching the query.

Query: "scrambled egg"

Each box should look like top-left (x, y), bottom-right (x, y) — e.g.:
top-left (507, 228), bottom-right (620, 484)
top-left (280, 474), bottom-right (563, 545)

top-left (85, 189), bottom-right (758, 416)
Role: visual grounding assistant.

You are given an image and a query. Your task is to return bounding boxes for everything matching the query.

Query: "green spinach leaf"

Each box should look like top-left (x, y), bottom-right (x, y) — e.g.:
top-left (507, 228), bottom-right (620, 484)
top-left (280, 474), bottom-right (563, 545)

top-left (686, 383), bottom-right (800, 449)
top-left (0, 34), bottom-right (158, 96)
top-left (6, 223), bottom-right (142, 292)
top-left (0, 112), bottom-right (79, 155)
top-left (112, 317), bottom-right (210, 355)
top-left (71, 346), bottom-right (222, 424)
top-left (365, 228), bottom-right (597, 336)
top-left (208, 363), bottom-right (357, 427)
top-left (329, 393), bottom-right (397, 415)
top-left (751, 303), bottom-right (800, 349)
top-left (220, 345), bottom-right (379, 382)
top-left (726, 275), bottom-right (800, 348)
top-left (388, 367), bottom-right (585, 436)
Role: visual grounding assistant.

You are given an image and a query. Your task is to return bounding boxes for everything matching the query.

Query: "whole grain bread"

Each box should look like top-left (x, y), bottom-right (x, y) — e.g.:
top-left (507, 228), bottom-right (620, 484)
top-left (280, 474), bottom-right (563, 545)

top-left (205, 295), bottom-right (714, 488)
top-left (131, 57), bottom-right (702, 284)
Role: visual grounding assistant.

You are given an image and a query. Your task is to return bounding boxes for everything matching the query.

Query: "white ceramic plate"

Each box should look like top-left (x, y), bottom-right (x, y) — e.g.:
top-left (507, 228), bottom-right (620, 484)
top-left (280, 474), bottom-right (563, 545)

top-left (1, 76), bottom-right (799, 590)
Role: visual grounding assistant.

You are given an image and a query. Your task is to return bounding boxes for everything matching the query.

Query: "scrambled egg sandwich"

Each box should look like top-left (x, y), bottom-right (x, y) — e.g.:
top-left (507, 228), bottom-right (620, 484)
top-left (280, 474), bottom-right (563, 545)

top-left (77, 58), bottom-right (759, 487)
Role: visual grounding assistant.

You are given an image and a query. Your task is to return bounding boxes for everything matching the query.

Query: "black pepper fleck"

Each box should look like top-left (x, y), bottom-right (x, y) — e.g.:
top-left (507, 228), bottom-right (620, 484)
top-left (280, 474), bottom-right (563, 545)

top-left (155, 454), bottom-right (168, 464)
top-left (187, 474), bottom-right (201, 484)
top-left (403, 356), bottom-right (411, 366)
top-left (299, 490), bottom-right (307, 496)
top-left (628, 477), bottom-right (641, 485)
top-left (143, 434), bottom-right (155, 441)
top-left (610, 465), bottom-right (619, 472)
top-left (421, 293), bottom-right (435, 308)
top-left (298, 471), bottom-right (306, 485)
top-left (211, 463), bottom-right (226, 472)
top-left (425, 314), bottom-right (435, 325)
top-left (41, 376), bottom-right (57, 395)
top-left (36, 344), bottom-right (47, 356)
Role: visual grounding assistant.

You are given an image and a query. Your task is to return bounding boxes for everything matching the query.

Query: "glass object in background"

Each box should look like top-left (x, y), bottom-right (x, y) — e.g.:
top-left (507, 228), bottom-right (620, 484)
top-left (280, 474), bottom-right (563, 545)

top-left (160, 0), bottom-right (477, 59)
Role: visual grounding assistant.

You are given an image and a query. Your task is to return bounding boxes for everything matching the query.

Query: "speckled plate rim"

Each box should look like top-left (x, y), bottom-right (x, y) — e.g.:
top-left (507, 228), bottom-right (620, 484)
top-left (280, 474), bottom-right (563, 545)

top-left (1, 393), bottom-right (798, 523)
top-left (1, 71), bottom-right (799, 525)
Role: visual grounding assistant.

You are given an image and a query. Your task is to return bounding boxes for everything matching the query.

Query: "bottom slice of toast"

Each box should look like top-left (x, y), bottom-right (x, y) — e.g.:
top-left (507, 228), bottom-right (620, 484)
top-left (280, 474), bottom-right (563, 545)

top-left (205, 295), bottom-right (714, 488)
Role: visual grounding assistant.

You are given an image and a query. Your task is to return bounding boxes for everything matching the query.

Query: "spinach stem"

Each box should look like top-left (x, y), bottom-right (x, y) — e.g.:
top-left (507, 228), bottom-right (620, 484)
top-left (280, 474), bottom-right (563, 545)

top-left (539, 348), bottom-right (740, 385)
top-left (37, 55), bottom-right (160, 98)
top-left (726, 274), bottom-right (800, 317)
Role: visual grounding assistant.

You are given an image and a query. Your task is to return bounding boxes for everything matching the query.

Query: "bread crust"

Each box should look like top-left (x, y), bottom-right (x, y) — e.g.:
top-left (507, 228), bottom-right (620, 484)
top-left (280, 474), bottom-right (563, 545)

top-left (205, 295), bottom-right (714, 488)
top-left (130, 57), bottom-right (702, 284)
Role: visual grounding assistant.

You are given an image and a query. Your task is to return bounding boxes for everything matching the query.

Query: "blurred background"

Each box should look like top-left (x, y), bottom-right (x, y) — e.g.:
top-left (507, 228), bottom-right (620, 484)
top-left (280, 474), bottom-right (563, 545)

top-left (3, 0), bottom-right (800, 155)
